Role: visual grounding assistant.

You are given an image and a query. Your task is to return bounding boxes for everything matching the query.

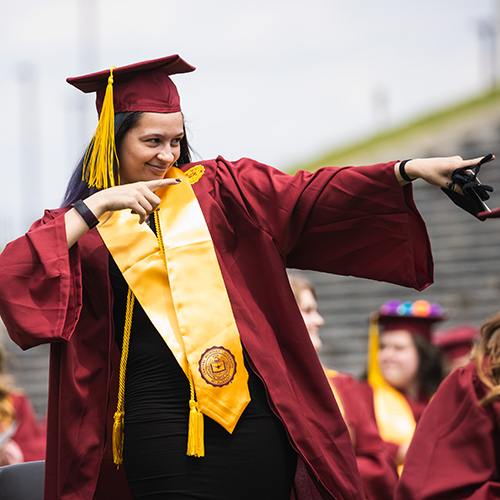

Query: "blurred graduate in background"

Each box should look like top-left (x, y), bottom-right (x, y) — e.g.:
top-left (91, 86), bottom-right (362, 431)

top-left (0, 342), bottom-right (46, 466)
top-left (432, 324), bottom-right (479, 374)
top-left (396, 311), bottom-right (500, 499)
top-left (359, 300), bottom-right (446, 471)
top-left (288, 272), bottom-right (398, 500)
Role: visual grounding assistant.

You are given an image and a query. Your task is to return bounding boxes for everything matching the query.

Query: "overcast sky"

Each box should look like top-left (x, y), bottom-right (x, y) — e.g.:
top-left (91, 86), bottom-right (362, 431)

top-left (0, 0), bottom-right (497, 238)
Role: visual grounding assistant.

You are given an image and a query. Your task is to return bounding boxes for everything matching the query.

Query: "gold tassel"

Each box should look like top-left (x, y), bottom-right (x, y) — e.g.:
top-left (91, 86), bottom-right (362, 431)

top-left (186, 366), bottom-right (204, 457)
top-left (367, 312), bottom-right (386, 388)
top-left (112, 410), bottom-right (125, 465)
top-left (187, 399), bottom-right (205, 457)
top-left (82, 66), bottom-right (120, 189)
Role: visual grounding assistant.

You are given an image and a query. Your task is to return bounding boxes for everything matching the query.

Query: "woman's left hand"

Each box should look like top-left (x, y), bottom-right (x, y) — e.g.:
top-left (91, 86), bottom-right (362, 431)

top-left (395, 155), bottom-right (495, 192)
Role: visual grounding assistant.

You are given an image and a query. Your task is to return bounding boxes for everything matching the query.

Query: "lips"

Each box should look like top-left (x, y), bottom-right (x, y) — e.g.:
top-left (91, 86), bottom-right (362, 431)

top-left (146, 163), bottom-right (170, 175)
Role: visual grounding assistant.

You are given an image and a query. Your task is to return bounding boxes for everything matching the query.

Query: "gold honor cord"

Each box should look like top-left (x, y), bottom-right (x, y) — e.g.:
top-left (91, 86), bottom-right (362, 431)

top-left (113, 288), bottom-right (134, 466)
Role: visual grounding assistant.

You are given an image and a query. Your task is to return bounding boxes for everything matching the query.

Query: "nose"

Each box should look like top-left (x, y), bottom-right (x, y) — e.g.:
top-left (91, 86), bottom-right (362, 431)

top-left (378, 346), bottom-right (393, 363)
top-left (314, 311), bottom-right (325, 328)
top-left (157, 148), bottom-right (175, 164)
top-left (157, 153), bottom-right (174, 164)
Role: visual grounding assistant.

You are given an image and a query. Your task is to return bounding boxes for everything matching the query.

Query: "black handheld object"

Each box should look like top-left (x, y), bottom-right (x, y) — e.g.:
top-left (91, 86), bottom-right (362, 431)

top-left (441, 154), bottom-right (494, 221)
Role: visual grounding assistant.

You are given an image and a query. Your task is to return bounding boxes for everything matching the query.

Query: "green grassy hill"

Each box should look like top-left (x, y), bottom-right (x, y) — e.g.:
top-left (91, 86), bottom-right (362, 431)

top-left (290, 87), bottom-right (500, 173)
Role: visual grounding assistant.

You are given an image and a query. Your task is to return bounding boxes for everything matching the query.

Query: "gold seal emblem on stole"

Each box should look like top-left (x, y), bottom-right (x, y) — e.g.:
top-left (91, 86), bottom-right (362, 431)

top-left (184, 165), bottom-right (205, 184)
top-left (198, 346), bottom-right (237, 387)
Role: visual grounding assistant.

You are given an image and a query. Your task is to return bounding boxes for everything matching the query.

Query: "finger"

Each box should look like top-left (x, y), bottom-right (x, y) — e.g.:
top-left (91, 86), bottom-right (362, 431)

top-left (477, 153), bottom-right (495, 165)
top-left (140, 190), bottom-right (162, 211)
top-left (446, 181), bottom-right (463, 195)
top-left (138, 198), bottom-right (155, 215)
top-left (129, 201), bottom-right (150, 224)
top-left (130, 209), bottom-right (147, 224)
top-left (449, 154), bottom-right (495, 193)
top-left (463, 155), bottom-right (495, 167)
top-left (130, 210), bottom-right (148, 224)
top-left (145, 178), bottom-right (182, 191)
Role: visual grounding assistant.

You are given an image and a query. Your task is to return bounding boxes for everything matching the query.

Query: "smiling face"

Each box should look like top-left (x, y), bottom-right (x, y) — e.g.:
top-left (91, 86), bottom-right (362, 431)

top-left (378, 329), bottom-right (420, 395)
top-left (117, 111), bottom-right (185, 184)
top-left (298, 288), bottom-right (325, 352)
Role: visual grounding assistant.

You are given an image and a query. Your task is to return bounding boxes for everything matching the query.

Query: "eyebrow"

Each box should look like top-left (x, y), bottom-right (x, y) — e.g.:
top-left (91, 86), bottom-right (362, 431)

top-left (140, 130), bottom-right (185, 139)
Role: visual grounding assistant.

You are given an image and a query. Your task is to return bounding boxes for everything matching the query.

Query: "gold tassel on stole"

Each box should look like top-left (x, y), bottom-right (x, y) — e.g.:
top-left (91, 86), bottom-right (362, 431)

top-left (186, 373), bottom-right (205, 457)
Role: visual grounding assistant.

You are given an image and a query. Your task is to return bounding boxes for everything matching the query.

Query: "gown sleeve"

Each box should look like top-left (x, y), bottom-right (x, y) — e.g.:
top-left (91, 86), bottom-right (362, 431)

top-left (215, 158), bottom-right (433, 291)
top-left (0, 208), bottom-right (83, 349)
top-left (395, 361), bottom-right (500, 500)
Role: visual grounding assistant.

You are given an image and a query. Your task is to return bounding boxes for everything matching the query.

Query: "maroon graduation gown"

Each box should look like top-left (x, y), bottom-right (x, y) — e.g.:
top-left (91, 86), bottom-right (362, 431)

top-left (328, 373), bottom-right (398, 500)
top-left (395, 360), bottom-right (500, 500)
top-left (357, 381), bottom-right (430, 463)
top-left (0, 157), bottom-right (433, 500)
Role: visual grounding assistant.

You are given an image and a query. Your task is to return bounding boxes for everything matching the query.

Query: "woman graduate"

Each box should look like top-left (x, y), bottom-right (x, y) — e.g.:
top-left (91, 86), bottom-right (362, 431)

top-left (288, 272), bottom-right (398, 500)
top-left (395, 311), bottom-right (500, 499)
top-left (358, 300), bottom-right (447, 470)
top-left (0, 54), bottom-right (492, 500)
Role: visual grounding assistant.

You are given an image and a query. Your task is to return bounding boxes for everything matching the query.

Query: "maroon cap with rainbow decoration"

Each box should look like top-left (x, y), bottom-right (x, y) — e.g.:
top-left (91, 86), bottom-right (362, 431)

top-left (377, 299), bottom-right (448, 341)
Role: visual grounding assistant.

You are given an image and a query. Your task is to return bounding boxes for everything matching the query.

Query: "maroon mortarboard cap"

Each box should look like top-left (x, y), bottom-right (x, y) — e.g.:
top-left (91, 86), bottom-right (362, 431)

top-left (477, 207), bottom-right (500, 219)
top-left (377, 300), bottom-right (448, 341)
top-left (432, 325), bottom-right (479, 360)
top-left (66, 54), bottom-right (195, 115)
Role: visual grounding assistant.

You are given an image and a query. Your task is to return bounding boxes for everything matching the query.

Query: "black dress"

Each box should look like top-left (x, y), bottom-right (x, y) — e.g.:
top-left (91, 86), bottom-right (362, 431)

top-left (109, 256), bottom-right (297, 500)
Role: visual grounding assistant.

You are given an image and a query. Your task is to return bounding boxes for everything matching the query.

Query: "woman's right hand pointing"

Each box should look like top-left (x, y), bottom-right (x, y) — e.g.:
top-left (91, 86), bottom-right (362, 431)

top-left (65, 178), bottom-right (182, 248)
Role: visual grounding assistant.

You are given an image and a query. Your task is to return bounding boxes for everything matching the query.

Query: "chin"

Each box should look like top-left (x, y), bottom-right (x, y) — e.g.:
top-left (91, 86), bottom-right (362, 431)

top-left (382, 372), bottom-right (403, 387)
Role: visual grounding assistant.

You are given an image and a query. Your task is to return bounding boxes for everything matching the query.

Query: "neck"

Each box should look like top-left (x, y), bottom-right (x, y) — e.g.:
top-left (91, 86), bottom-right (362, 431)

top-left (402, 381), bottom-right (421, 400)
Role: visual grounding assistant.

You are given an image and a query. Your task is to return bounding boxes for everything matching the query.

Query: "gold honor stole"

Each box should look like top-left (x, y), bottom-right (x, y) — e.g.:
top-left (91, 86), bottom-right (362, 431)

top-left (323, 368), bottom-right (346, 418)
top-left (97, 167), bottom-right (250, 433)
top-left (324, 368), bottom-right (359, 448)
top-left (367, 318), bottom-right (416, 450)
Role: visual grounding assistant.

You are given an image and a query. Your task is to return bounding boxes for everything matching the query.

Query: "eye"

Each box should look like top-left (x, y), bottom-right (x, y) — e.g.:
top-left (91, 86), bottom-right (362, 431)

top-left (147, 138), bottom-right (160, 144)
top-left (171, 137), bottom-right (183, 146)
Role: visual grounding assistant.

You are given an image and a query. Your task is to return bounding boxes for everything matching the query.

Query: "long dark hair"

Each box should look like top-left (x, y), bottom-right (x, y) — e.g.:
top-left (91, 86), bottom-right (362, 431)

top-left (61, 111), bottom-right (192, 207)
top-left (412, 333), bottom-right (446, 396)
